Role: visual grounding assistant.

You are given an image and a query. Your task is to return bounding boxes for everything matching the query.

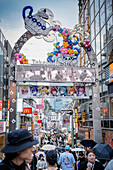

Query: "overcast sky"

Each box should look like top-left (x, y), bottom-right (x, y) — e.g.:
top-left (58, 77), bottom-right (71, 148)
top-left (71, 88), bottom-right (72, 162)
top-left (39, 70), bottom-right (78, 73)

top-left (0, 0), bottom-right (78, 62)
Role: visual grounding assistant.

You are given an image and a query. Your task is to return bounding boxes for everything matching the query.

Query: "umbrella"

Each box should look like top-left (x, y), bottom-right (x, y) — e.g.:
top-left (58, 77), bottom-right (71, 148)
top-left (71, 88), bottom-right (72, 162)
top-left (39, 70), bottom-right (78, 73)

top-left (35, 151), bottom-right (46, 158)
top-left (56, 147), bottom-right (65, 153)
top-left (71, 148), bottom-right (85, 152)
top-left (41, 144), bottom-right (56, 151)
top-left (58, 140), bottom-right (64, 143)
top-left (80, 138), bottom-right (97, 148)
top-left (93, 144), bottom-right (113, 160)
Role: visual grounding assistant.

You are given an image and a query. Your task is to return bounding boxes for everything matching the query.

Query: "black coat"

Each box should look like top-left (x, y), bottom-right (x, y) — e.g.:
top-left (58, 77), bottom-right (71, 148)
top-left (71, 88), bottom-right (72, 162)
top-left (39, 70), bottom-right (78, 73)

top-left (0, 158), bottom-right (26, 170)
top-left (78, 160), bottom-right (104, 170)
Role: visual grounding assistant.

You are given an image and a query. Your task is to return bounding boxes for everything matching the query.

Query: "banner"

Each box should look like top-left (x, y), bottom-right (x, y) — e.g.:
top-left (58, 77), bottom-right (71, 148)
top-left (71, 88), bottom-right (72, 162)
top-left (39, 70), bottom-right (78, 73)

top-left (15, 65), bottom-right (95, 83)
top-left (19, 85), bottom-right (89, 98)
top-left (63, 115), bottom-right (70, 127)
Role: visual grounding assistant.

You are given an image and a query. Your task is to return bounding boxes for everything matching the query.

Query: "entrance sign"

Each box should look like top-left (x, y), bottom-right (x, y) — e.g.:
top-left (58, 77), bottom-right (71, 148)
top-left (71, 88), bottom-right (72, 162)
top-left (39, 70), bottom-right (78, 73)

top-left (15, 65), bottom-right (95, 83)
top-left (8, 5), bottom-right (102, 144)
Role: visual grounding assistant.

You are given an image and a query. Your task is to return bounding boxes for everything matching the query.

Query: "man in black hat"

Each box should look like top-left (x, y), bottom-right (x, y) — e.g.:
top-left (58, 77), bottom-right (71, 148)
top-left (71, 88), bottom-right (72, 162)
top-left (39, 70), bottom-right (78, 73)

top-left (0, 129), bottom-right (38, 170)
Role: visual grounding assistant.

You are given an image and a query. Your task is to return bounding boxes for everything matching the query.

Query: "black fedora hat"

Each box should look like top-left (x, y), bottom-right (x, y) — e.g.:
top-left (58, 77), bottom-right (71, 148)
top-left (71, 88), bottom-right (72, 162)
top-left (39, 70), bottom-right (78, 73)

top-left (1, 129), bottom-right (38, 153)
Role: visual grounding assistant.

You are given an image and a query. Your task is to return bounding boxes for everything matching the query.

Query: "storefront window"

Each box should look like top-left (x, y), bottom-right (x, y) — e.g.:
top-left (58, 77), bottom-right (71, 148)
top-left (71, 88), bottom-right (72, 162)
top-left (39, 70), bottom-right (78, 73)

top-left (90, 3), bottom-right (94, 23)
top-left (95, 0), bottom-right (99, 16)
top-left (106, 16), bottom-right (113, 43)
top-left (101, 26), bottom-right (106, 50)
top-left (91, 21), bottom-right (95, 41)
top-left (100, 4), bottom-right (105, 28)
top-left (95, 13), bottom-right (100, 35)
top-left (96, 33), bottom-right (100, 55)
top-left (106, 0), bottom-right (112, 19)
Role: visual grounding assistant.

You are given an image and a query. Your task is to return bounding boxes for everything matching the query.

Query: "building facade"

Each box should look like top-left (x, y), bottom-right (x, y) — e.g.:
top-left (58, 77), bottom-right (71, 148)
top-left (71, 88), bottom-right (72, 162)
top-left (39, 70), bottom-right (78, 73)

top-left (78, 0), bottom-right (113, 145)
top-left (0, 29), bottom-right (12, 151)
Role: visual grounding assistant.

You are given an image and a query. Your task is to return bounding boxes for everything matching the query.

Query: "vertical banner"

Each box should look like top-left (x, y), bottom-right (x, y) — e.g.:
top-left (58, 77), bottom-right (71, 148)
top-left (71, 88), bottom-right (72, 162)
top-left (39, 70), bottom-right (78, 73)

top-left (82, 112), bottom-right (85, 123)
top-left (75, 108), bottom-right (78, 123)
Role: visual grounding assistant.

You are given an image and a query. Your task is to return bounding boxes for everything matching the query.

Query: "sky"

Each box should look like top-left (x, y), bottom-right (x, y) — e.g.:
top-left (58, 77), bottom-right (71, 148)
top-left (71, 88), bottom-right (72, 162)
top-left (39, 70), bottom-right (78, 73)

top-left (0, 0), bottom-right (79, 62)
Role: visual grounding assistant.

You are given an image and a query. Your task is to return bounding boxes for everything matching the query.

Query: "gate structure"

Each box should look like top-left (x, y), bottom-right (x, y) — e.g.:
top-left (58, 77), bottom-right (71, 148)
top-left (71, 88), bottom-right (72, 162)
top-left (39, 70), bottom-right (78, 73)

top-left (9, 6), bottom-right (102, 143)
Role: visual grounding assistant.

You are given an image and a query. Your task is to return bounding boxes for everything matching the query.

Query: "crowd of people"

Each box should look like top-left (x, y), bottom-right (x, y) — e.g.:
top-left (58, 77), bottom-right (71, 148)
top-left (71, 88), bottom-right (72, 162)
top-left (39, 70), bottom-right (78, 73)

top-left (0, 129), bottom-right (113, 170)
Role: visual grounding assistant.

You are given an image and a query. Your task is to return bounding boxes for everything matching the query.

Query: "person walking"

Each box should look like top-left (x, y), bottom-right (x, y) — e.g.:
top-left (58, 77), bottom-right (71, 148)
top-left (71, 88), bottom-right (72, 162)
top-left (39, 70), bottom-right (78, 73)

top-left (78, 148), bottom-right (104, 170)
top-left (0, 129), bottom-right (38, 170)
top-left (46, 150), bottom-right (58, 170)
top-left (58, 145), bottom-right (75, 170)
top-left (37, 154), bottom-right (46, 170)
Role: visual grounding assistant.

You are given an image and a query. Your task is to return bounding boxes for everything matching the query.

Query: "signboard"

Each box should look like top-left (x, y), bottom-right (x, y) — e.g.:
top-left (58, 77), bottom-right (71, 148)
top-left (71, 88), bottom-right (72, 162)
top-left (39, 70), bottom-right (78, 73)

top-left (15, 65), bottom-right (95, 83)
top-left (23, 108), bottom-right (32, 114)
top-left (19, 85), bottom-right (89, 99)
top-left (63, 115), bottom-right (70, 128)
top-left (33, 110), bottom-right (38, 115)
top-left (0, 99), bottom-right (3, 110)
top-left (37, 120), bottom-right (42, 123)
top-left (36, 104), bottom-right (43, 109)
top-left (0, 121), bottom-right (6, 133)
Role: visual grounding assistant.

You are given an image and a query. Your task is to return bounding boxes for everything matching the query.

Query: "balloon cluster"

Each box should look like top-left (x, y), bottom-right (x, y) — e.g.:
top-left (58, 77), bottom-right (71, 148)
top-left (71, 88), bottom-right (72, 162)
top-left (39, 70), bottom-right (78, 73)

top-left (15, 53), bottom-right (28, 64)
top-left (47, 25), bottom-right (81, 63)
top-left (80, 40), bottom-right (91, 51)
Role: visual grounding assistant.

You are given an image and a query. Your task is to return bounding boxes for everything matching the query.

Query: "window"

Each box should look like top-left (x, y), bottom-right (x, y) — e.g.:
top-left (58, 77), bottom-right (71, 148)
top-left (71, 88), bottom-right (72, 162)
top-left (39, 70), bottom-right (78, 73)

top-left (91, 21), bottom-right (95, 41)
top-left (97, 53), bottom-right (101, 63)
top-left (90, 3), bottom-right (94, 23)
top-left (96, 33), bottom-right (100, 54)
top-left (106, 16), bottom-right (113, 43)
top-left (95, 13), bottom-right (100, 35)
top-left (100, 4), bottom-right (105, 28)
top-left (95, 0), bottom-right (99, 16)
top-left (110, 97), bottom-right (113, 117)
top-left (91, 40), bottom-right (95, 53)
top-left (101, 26), bottom-right (106, 50)
top-left (106, 0), bottom-right (112, 19)
top-left (100, 0), bottom-right (105, 8)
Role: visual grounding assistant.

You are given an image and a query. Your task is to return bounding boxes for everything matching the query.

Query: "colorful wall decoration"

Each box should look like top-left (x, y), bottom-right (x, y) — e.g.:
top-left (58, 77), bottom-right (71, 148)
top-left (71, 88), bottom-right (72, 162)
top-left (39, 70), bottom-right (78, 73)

top-left (15, 53), bottom-right (28, 64)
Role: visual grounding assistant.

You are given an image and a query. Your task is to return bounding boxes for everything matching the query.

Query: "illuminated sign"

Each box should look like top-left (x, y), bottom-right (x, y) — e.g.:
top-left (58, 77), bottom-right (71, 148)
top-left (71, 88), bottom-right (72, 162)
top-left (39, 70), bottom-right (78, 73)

top-left (23, 108), bottom-right (32, 114)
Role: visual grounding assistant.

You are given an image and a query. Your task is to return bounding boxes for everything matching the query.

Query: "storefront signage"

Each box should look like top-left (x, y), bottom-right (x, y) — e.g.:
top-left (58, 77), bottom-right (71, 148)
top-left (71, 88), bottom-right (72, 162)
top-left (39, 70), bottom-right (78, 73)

top-left (23, 108), bottom-right (32, 114)
top-left (36, 104), bottom-right (43, 109)
top-left (0, 121), bottom-right (6, 133)
top-left (0, 99), bottom-right (3, 110)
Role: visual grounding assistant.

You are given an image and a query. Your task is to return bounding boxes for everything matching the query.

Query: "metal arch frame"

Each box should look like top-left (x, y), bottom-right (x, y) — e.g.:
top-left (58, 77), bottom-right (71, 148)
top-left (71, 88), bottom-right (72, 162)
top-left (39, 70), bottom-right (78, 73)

top-left (9, 26), bottom-right (102, 143)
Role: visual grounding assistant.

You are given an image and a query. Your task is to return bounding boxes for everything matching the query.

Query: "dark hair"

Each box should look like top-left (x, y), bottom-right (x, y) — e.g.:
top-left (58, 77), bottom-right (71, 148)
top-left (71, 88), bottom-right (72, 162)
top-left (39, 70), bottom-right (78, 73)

top-left (38, 154), bottom-right (44, 160)
top-left (86, 148), bottom-right (95, 156)
top-left (46, 150), bottom-right (57, 166)
top-left (79, 151), bottom-right (84, 157)
top-left (5, 153), bottom-right (19, 161)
